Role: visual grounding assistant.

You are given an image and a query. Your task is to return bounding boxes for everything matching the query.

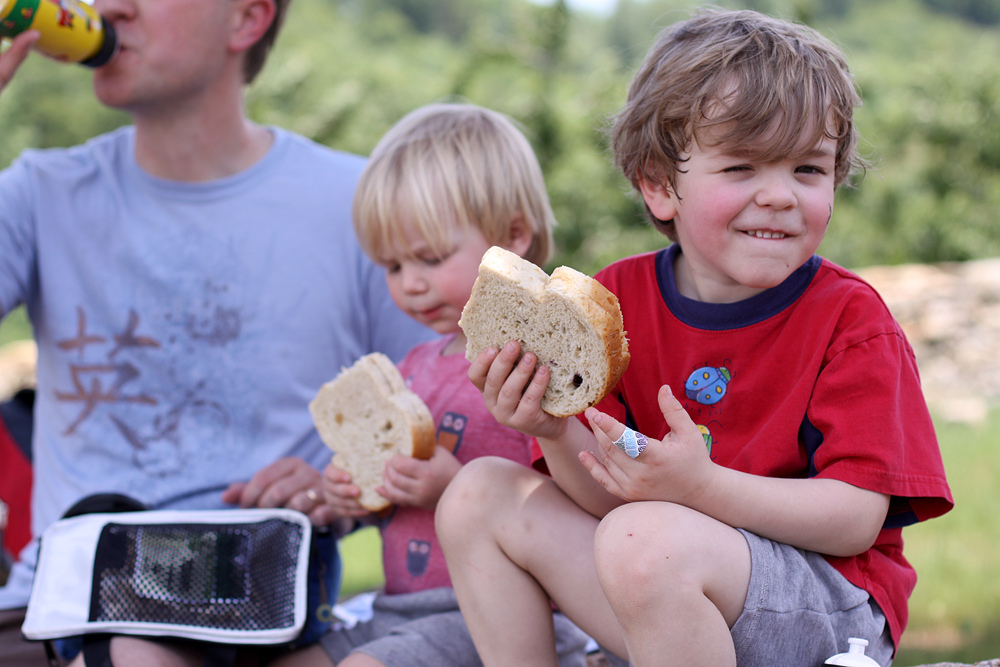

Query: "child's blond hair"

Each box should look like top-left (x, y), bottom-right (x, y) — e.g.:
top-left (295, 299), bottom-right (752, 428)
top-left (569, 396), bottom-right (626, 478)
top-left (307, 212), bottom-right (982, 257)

top-left (354, 103), bottom-right (555, 268)
top-left (611, 8), bottom-right (863, 241)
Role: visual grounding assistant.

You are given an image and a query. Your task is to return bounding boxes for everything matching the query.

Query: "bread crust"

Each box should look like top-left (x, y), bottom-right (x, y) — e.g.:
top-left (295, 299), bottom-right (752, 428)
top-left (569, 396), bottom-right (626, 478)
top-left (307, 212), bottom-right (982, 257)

top-left (309, 353), bottom-right (436, 512)
top-left (460, 247), bottom-right (630, 417)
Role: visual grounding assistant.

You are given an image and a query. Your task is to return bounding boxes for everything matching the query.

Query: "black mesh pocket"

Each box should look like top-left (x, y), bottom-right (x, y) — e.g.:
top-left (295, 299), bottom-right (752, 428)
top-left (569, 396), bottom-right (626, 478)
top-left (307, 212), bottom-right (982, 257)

top-left (89, 519), bottom-right (304, 632)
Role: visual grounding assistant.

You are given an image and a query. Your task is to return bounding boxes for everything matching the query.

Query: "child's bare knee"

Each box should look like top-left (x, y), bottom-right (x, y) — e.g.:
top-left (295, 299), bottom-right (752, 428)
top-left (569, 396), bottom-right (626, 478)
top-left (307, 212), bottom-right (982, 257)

top-left (436, 456), bottom-right (521, 537)
top-left (594, 502), bottom-right (693, 600)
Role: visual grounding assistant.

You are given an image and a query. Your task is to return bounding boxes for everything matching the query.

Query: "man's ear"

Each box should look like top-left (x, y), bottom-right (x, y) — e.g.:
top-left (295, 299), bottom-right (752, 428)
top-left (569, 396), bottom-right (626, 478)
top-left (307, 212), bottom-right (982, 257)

top-left (638, 176), bottom-right (678, 223)
top-left (502, 215), bottom-right (534, 259)
top-left (229, 0), bottom-right (276, 53)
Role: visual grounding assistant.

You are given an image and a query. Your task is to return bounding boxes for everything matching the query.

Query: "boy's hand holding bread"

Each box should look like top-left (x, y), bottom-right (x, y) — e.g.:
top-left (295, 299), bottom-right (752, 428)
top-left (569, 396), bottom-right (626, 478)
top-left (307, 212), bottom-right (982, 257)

top-left (310, 352), bottom-right (436, 512)
top-left (459, 246), bottom-right (630, 418)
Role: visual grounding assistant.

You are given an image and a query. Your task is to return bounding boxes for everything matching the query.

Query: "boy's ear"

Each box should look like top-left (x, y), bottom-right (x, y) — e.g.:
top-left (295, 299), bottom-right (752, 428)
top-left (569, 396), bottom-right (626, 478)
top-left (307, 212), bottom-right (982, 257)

top-left (229, 0), bottom-right (276, 53)
top-left (638, 177), bottom-right (678, 223)
top-left (502, 215), bottom-right (534, 259)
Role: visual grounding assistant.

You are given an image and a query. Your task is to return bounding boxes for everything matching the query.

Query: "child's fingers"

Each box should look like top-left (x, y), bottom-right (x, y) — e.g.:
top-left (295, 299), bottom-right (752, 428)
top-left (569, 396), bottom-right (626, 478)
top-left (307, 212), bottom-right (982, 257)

top-left (579, 450), bottom-right (626, 497)
top-left (494, 346), bottom-right (537, 408)
top-left (516, 359), bottom-right (550, 409)
top-left (657, 385), bottom-right (701, 440)
top-left (467, 346), bottom-right (500, 392)
top-left (584, 407), bottom-right (626, 449)
top-left (323, 464), bottom-right (352, 485)
top-left (478, 341), bottom-right (523, 405)
top-left (319, 482), bottom-right (367, 518)
top-left (385, 454), bottom-right (421, 478)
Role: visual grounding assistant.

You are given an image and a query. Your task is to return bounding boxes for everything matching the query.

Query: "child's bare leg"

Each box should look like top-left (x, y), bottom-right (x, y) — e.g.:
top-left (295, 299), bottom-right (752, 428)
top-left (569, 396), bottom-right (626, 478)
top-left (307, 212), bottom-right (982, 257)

top-left (436, 456), bottom-right (627, 666)
top-left (594, 501), bottom-right (751, 667)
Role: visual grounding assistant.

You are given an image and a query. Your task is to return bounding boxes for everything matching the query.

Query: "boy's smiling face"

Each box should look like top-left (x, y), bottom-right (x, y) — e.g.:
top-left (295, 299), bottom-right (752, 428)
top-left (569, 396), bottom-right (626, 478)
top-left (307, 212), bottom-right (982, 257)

top-left (640, 128), bottom-right (837, 304)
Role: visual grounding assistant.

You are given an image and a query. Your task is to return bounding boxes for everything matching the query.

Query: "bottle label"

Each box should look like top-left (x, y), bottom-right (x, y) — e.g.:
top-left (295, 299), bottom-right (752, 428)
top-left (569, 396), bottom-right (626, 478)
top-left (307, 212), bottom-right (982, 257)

top-left (0, 0), bottom-right (108, 64)
top-left (0, 0), bottom-right (43, 38)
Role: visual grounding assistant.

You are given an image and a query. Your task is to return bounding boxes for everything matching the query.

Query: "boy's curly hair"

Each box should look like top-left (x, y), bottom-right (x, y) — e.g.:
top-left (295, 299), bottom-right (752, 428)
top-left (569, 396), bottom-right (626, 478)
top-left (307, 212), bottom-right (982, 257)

top-left (610, 8), bottom-right (863, 240)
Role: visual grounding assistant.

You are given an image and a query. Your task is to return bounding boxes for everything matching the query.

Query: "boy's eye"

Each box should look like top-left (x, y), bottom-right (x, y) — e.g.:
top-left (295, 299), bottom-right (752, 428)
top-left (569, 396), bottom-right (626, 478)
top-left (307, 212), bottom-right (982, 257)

top-left (419, 248), bottom-right (454, 266)
top-left (384, 263), bottom-right (401, 274)
top-left (722, 164), bottom-right (752, 173)
top-left (796, 164), bottom-right (828, 175)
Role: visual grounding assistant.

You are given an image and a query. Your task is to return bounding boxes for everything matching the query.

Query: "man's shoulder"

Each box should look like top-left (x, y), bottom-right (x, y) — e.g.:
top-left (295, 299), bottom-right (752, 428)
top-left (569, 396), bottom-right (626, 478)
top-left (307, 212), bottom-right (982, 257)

top-left (270, 127), bottom-right (365, 172)
top-left (11, 126), bottom-right (131, 171)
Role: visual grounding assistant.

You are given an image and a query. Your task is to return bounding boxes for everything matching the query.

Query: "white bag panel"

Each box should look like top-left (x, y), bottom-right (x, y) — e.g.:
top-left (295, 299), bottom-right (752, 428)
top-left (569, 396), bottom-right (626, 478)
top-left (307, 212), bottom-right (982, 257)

top-left (22, 513), bottom-right (106, 639)
top-left (21, 508), bottom-right (312, 643)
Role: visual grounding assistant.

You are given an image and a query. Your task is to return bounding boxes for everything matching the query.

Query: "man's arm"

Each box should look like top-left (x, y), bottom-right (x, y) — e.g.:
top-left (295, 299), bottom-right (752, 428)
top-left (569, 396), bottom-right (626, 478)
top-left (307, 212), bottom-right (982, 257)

top-left (0, 31), bottom-right (38, 317)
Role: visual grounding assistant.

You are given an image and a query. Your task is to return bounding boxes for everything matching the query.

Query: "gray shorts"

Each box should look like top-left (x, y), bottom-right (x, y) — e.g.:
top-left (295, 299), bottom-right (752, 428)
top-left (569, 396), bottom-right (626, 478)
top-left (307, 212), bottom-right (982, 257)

top-left (731, 529), bottom-right (894, 667)
top-left (599, 530), bottom-right (894, 667)
top-left (319, 587), bottom-right (590, 667)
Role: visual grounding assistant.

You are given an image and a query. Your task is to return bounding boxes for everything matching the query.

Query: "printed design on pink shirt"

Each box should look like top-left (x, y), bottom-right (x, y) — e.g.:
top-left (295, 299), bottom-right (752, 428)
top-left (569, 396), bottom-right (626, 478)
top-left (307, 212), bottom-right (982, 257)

top-left (406, 539), bottom-right (433, 577)
top-left (436, 411), bottom-right (466, 454)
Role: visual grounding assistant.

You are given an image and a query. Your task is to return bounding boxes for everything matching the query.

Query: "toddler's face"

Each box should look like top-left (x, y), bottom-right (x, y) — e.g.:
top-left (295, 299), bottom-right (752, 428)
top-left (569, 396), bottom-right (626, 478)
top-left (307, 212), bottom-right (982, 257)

top-left (642, 129), bottom-right (837, 304)
top-left (378, 222), bottom-right (493, 337)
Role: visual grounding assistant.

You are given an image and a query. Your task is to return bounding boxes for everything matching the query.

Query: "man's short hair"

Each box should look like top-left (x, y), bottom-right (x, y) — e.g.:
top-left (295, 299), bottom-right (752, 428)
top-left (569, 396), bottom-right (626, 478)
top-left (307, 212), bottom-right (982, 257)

top-left (244, 0), bottom-right (290, 84)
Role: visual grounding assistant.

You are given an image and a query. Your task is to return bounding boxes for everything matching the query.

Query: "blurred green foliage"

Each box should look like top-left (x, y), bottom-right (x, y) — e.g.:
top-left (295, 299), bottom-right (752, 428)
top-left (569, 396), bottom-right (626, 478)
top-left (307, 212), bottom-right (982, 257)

top-left (2, 0), bottom-right (999, 276)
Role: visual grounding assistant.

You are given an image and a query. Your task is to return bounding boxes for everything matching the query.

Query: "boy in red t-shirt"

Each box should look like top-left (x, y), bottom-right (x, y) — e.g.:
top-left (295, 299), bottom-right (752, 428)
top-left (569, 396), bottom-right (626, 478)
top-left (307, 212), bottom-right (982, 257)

top-left (436, 9), bottom-right (953, 667)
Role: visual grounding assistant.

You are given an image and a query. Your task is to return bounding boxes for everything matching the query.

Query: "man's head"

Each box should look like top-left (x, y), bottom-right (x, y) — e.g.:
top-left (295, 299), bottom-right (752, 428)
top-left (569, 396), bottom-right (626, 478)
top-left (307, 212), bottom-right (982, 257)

top-left (610, 9), bottom-right (862, 240)
top-left (92, 0), bottom-right (291, 113)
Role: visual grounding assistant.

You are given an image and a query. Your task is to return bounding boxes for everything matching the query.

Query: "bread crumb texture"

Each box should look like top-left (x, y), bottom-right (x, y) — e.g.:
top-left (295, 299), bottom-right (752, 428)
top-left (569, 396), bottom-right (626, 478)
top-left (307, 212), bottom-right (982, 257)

top-left (309, 353), bottom-right (436, 511)
top-left (460, 247), bottom-right (630, 417)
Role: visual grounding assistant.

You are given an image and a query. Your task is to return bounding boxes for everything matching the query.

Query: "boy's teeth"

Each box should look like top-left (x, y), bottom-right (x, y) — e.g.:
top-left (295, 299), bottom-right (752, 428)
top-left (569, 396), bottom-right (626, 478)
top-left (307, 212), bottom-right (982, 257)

top-left (748, 230), bottom-right (786, 239)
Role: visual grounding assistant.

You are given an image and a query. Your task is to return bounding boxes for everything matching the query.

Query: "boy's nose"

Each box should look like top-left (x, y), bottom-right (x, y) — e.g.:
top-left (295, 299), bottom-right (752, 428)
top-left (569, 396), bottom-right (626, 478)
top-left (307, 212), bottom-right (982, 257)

top-left (400, 265), bottom-right (428, 293)
top-left (94, 0), bottom-right (134, 23)
top-left (754, 172), bottom-right (796, 210)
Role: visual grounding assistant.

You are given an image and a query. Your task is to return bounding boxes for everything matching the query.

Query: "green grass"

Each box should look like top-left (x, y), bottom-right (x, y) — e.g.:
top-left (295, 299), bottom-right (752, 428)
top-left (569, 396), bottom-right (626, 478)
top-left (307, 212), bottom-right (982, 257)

top-left (0, 306), bottom-right (31, 347)
top-left (339, 526), bottom-right (385, 600)
top-left (894, 410), bottom-right (1000, 665)
top-left (336, 412), bottom-right (1000, 664)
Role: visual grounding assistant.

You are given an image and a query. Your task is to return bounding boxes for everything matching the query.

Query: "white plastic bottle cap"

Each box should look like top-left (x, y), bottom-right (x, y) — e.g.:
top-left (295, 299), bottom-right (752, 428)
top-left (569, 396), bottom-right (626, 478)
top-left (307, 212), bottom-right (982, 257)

top-left (824, 637), bottom-right (881, 667)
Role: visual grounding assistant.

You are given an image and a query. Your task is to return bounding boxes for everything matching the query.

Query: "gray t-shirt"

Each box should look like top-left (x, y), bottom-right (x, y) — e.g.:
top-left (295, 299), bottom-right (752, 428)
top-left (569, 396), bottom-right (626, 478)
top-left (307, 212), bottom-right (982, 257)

top-left (0, 126), bottom-right (435, 607)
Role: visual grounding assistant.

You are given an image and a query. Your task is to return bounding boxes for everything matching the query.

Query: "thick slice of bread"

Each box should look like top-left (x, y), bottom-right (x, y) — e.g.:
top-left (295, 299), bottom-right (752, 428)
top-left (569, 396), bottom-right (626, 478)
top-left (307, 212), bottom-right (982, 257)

top-left (459, 247), bottom-right (630, 417)
top-left (309, 353), bottom-right (436, 512)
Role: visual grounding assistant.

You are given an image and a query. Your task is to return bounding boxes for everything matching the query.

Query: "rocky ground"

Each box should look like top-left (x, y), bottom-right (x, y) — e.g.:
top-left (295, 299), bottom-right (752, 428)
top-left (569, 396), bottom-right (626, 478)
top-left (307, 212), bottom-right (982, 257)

top-left (856, 257), bottom-right (1000, 424)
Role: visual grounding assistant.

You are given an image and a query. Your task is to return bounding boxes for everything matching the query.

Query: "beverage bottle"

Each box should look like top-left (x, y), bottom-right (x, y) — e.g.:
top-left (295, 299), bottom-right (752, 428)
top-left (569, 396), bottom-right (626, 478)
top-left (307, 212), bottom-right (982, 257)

top-left (825, 637), bottom-right (881, 667)
top-left (0, 0), bottom-right (118, 67)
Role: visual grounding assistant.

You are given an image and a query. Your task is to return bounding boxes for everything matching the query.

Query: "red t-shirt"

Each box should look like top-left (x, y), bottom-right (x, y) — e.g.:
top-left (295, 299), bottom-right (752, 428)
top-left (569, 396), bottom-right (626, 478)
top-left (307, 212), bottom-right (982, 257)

top-left (534, 246), bottom-right (952, 647)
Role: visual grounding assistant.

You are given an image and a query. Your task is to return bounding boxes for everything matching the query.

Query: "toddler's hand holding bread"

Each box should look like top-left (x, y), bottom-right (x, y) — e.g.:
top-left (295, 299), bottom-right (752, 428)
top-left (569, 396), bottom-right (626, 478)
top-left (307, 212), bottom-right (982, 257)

top-left (310, 352), bottom-right (436, 512)
top-left (459, 246), bottom-right (630, 418)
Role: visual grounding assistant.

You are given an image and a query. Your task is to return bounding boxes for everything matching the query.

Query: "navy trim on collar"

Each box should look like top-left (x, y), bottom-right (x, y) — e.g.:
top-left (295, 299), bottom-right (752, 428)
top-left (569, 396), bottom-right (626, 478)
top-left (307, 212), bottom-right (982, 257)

top-left (655, 244), bottom-right (821, 331)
